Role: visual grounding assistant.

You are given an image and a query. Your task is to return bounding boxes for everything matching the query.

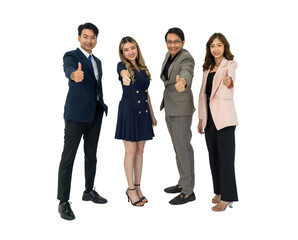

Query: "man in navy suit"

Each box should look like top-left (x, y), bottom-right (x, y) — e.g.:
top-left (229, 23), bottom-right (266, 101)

top-left (57, 23), bottom-right (108, 221)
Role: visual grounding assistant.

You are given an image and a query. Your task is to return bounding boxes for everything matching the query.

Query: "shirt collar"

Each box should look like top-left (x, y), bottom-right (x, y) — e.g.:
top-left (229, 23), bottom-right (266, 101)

top-left (79, 47), bottom-right (92, 59)
top-left (168, 49), bottom-right (181, 63)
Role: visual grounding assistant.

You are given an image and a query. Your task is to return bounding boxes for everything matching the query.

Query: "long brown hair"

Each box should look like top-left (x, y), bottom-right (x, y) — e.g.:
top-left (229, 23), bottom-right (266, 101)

top-left (119, 36), bottom-right (151, 82)
top-left (202, 33), bottom-right (234, 71)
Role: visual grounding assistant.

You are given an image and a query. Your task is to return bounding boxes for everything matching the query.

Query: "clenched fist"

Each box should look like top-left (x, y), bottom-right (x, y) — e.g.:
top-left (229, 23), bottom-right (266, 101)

top-left (223, 69), bottom-right (233, 88)
top-left (175, 75), bottom-right (186, 92)
top-left (197, 119), bottom-right (204, 134)
top-left (71, 62), bottom-right (84, 83)
top-left (122, 70), bottom-right (131, 86)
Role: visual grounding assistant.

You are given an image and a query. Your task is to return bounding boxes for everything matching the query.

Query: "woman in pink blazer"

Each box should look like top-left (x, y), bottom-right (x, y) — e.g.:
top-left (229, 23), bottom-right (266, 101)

top-left (198, 33), bottom-right (238, 212)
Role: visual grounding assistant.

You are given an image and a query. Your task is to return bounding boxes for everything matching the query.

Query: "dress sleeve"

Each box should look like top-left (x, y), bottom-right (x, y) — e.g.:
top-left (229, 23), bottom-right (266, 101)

top-left (117, 62), bottom-right (126, 81)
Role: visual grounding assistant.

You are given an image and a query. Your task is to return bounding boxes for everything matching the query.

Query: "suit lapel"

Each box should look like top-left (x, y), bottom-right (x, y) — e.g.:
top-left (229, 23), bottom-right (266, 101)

top-left (94, 57), bottom-right (102, 82)
top-left (210, 58), bottom-right (228, 99)
top-left (167, 50), bottom-right (183, 80)
top-left (160, 52), bottom-right (170, 80)
top-left (167, 61), bottom-right (174, 80)
top-left (202, 69), bottom-right (210, 96)
top-left (76, 48), bottom-right (96, 79)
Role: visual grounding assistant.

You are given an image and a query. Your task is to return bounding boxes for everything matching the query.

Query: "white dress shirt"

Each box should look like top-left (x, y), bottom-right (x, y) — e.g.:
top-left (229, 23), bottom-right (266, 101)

top-left (79, 47), bottom-right (99, 81)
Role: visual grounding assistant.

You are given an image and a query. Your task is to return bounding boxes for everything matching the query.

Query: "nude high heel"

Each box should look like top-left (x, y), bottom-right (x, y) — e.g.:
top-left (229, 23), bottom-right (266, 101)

top-left (212, 194), bottom-right (221, 204)
top-left (212, 201), bottom-right (233, 212)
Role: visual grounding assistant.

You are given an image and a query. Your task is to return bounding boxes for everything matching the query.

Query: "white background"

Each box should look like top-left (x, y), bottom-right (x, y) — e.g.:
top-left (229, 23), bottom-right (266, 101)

top-left (1, 0), bottom-right (297, 239)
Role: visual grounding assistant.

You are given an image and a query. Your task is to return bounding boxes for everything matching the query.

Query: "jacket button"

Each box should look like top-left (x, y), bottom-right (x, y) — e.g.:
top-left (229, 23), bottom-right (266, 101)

top-left (145, 100), bottom-right (148, 102)
top-left (145, 89), bottom-right (148, 92)
top-left (146, 110), bottom-right (148, 113)
top-left (139, 111), bottom-right (141, 114)
top-left (138, 100), bottom-right (141, 103)
top-left (136, 90), bottom-right (139, 93)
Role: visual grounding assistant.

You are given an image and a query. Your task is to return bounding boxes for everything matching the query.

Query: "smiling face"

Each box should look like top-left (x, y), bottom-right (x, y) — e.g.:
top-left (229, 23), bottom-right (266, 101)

top-left (166, 33), bottom-right (184, 58)
top-left (122, 42), bottom-right (138, 62)
top-left (78, 29), bottom-right (97, 54)
top-left (210, 38), bottom-right (224, 60)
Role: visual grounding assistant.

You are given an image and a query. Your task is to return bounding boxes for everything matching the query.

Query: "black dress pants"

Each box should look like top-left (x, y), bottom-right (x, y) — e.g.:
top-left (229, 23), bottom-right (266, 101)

top-left (57, 104), bottom-right (104, 202)
top-left (204, 102), bottom-right (238, 202)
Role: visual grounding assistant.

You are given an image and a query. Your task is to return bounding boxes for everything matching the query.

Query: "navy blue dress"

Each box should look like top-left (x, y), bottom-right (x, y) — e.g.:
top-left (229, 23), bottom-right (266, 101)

top-left (115, 62), bottom-right (155, 142)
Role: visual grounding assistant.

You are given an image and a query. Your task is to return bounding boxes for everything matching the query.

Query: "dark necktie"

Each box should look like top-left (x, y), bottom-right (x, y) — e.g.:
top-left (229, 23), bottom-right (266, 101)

top-left (88, 55), bottom-right (93, 66)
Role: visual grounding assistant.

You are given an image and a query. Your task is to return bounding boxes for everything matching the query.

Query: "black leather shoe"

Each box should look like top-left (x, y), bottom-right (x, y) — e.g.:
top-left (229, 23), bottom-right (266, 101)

top-left (164, 185), bottom-right (182, 194)
top-left (58, 202), bottom-right (75, 220)
top-left (82, 189), bottom-right (107, 204)
top-left (169, 192), bottom-right (196, 205)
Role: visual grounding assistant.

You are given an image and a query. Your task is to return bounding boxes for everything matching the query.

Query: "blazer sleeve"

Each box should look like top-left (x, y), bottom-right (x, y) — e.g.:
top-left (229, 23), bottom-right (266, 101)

top-left (179, 55), bottom-right (195, 88)
top-left (198, 71), bottom-right (207, 120)
top-left (227, 61), bottom-right (238, 83)
top-left (63, 52), bottom-right (78, 81)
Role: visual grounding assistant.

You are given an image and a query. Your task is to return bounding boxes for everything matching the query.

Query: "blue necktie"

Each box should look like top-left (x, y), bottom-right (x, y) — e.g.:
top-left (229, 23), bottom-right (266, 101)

top-left (88, 55), bottom-right (93, 66)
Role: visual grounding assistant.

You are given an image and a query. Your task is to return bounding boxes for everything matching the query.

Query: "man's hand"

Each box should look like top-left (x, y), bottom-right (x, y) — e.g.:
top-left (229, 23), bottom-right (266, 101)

top-left (175, 75), bottom-right (186, 92)
top-left (72, 62), bottom-right (84, 83)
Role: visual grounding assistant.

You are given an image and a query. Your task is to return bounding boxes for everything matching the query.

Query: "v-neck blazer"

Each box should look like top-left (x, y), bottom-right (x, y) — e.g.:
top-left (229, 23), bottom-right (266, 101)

top-left (198, 58), bottom-right (238, 130)
top-left (63, 48), bottom-right (108, 123)
top-left (160, 49), bottom-right (195, 116)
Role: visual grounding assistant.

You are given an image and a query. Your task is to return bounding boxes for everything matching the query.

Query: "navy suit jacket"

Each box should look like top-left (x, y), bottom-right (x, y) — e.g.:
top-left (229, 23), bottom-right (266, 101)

top-left (63, 48), bottom-right (108, 123)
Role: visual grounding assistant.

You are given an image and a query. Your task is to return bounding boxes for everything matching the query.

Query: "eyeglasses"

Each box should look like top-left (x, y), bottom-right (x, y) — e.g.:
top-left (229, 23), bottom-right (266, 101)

top-left (166, 40), bottom-right (182, 45)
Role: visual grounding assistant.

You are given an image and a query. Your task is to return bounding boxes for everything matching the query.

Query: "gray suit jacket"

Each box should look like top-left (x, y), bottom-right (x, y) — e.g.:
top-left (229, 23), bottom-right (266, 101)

top-left (160, 49), bottom-right (195, 116)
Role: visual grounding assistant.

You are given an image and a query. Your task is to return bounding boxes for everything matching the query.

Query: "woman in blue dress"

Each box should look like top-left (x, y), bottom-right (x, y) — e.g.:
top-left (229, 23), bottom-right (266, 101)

top-left (115, 37), bottom-right (157, 207)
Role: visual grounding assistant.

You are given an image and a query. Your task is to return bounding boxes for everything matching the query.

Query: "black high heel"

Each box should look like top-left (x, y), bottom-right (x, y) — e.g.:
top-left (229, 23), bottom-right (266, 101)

top-left (126, 188), bottom-right (144, 207)
top-left (134, 184), bottom-right (148, 203)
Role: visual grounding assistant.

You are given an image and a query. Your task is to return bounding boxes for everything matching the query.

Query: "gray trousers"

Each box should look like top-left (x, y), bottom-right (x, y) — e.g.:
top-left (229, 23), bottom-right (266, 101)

top-left (165, 115), bottom-right (195, 195)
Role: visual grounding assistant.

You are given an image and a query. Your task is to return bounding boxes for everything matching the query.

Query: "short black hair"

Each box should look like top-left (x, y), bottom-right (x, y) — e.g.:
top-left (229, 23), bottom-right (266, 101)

top-left (165, 27), bottom-right (185, 42)
top-left (78, 23), bottom-right (99, 37)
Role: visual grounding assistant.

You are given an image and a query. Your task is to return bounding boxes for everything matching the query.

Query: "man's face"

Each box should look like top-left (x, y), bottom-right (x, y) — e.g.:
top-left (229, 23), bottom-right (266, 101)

top-left (166, 33), bottom-right (184, 58)
top-left (78, 29), bottom-right (97, 53)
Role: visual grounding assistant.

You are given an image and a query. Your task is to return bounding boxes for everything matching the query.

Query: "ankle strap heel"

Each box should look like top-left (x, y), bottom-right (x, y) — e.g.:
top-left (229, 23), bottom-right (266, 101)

top-left (134, 184), bottom-right (148, 204)
top-left (125, 188), bottom-right (144, 207)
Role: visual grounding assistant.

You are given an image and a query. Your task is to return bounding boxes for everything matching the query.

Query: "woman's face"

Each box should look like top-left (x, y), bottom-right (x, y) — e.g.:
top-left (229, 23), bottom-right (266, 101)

top-left (122, 42), bottom-right (138, 62)
top-left (210, 38), bottom-right (224, 60)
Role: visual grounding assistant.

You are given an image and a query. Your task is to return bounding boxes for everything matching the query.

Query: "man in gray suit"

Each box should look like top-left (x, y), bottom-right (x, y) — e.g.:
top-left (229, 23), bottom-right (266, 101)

top-left (160, 27), bottom-right (196, 205)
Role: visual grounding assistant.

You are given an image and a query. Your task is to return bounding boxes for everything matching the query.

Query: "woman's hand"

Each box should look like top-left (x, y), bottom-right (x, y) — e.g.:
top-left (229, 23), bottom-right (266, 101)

top-left (122, 70), bottom-right (131, 86)
top-left (223, 69), bottom-right (233, 88)
top-left (197, 119), bottom-right (204, 134)
top-left (152, 116), bottom-right (157, 126)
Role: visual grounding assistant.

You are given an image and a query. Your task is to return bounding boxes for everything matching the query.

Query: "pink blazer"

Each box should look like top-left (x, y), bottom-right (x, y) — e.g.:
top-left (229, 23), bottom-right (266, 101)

top-left (198, 58), bottom-right (238, 130)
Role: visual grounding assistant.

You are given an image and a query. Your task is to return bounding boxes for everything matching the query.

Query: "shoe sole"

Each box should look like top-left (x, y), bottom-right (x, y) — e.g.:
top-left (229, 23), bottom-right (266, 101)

top-left (60, 215), bottom-right (75, 221)
top-left (164, 190), bottom-right (182, 194)
top-left (169, 197), bottom-right (196, 205)
top-left (82, 197), bottom-right (107, 204)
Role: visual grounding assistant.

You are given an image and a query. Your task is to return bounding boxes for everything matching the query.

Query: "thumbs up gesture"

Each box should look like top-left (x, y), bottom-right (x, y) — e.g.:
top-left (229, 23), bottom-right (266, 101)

top-left (175, 75), bottom-right (186, 92)
top-left (72, 62), bottom-right (84, 83)
top-left (223, 69), bottom-right (233, 88)
top-left (122, 70), bottom-right (131, 86)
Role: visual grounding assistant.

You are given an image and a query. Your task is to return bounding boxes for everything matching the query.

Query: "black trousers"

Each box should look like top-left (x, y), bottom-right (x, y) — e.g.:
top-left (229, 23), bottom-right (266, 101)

top-left (57, 104), bottom-right (104, 202)
top-left (204, 101), bottom-right (238, 202)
